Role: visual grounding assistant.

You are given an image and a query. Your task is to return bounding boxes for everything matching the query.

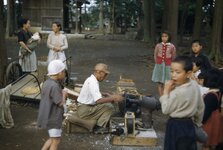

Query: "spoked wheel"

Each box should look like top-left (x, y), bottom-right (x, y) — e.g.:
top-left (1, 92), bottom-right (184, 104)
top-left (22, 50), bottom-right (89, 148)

top-left (4, 61), bottom-right (23, 85)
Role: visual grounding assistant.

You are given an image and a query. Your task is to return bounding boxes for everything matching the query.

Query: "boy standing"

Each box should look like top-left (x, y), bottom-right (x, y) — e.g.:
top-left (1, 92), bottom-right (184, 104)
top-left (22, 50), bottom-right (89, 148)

top-left (191, 40), bottom-right (212, 74)
top-left (37, 60), bottom-right (67, 150)
top-left (159, 56), bottom-right (204, 150)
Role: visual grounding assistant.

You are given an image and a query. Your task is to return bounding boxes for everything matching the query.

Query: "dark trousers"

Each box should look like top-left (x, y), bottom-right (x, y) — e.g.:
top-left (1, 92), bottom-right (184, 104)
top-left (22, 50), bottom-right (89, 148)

top-left (164, 118), bottom-right (197, 150)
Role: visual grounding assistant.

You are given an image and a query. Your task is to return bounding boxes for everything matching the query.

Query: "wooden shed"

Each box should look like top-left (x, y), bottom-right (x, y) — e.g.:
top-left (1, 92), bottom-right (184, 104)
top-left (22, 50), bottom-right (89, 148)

top-left (21, 0), bottom-right (89, 32)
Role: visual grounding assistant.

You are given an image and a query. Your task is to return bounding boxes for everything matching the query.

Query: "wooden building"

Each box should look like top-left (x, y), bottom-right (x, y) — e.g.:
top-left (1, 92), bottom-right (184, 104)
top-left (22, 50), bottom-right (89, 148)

top-left (21, 0), bottom-right (89, 32)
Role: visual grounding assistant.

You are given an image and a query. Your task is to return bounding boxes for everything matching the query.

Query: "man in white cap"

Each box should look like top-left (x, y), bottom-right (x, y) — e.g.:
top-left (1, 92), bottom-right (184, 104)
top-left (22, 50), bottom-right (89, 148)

top-left (77, 63), bottom-right (123, 133)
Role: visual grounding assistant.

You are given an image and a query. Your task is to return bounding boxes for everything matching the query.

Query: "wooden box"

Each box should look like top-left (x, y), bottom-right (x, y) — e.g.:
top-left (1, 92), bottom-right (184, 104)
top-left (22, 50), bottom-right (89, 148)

top-left (110, 117), bottom-right (157, 146)
top-left (66, 121), bottom-right (89, 134)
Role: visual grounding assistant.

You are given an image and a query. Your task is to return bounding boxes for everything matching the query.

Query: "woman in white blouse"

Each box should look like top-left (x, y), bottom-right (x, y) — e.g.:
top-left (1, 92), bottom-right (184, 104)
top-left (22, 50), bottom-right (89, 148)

top-left (47, 22), bottom-right (68, 65)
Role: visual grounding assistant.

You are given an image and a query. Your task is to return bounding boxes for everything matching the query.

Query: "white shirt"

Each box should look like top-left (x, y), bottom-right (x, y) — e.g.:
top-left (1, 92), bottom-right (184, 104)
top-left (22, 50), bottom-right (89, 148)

top-left (77, 74), bottom-right (102, 105)
top-left (159, 79), bottom-right (204, 127)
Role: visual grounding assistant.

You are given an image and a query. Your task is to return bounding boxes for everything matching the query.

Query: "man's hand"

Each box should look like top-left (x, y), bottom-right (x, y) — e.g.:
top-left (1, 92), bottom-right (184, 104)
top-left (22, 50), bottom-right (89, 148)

top-left (111, 94), bottom-right (124, 102)
top-left (102, 92), bottom-right (111, 97)
top-left (96, 94), bottom-right (123, 104)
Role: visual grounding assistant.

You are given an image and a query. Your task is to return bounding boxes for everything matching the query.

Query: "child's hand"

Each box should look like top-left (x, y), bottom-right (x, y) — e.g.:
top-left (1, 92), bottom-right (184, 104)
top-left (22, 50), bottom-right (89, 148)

top-left (63, 89), bottom-right (68, 98)
top-left (59, 89), bottom-right (68, 106)
top-left (190, 74), bottom-right (196, 80)
top-left (163, 80), bottom-right (175, 95)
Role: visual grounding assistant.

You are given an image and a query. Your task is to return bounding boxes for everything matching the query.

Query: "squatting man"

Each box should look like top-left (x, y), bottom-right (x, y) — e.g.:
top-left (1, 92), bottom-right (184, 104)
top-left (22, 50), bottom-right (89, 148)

top-left (77, 63), bottom-right (124, 133)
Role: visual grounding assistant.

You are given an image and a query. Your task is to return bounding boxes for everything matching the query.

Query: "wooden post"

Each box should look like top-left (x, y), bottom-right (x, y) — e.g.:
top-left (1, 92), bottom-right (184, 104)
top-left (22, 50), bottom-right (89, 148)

top-left (0, 0), bottom-right (8, 87)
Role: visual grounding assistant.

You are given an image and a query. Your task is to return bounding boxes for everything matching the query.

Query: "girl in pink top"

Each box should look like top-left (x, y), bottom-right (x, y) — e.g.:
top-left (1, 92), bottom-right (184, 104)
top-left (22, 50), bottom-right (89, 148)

top-left (152, 31), bottom-right (176, 96)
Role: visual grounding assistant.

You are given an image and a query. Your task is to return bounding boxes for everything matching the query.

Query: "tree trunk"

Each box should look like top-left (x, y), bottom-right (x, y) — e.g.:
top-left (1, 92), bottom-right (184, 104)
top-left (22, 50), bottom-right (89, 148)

top-left (12, 0), bottom-right (16, 32)
top-left (165, 0), bottom-right (179, 45)
top-left (63, 0), bottom-right (70, 33)
top-left (143, 0), bottom-right (155, 45)
top-left (69, 2), bottom-right (74, 29)
top-left (0, 0), bottom-right (8, 88)
top-left (79, 6), bottom-right (82, 33)
top-left (179, 0), bottom-right (189, 44)
top-left (75, 1), bottom-right (79, 33)
top-left (162, 0), bottom-right (169, 31)
top-left (135, 16), bottom-right (144, 40)
top-left (150, 0), bottom-right (155, 45)
top-left (111, 0), bottom-right (115, 35)
top-left (192, 0), bottom-right (203, 40)
top-left (5, 0), bottom-right (14, 38)
top-left (98, 0), bottom-right (104, 34)
top-left (209, 0), bottom-right (223, 63)
top-left (143, 0), bottom-right (149, 42)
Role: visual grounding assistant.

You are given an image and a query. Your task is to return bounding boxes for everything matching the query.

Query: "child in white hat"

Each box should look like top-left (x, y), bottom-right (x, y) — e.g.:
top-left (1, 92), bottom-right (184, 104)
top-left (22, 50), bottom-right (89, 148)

top-left (37, 60), bottom-right (67, 150)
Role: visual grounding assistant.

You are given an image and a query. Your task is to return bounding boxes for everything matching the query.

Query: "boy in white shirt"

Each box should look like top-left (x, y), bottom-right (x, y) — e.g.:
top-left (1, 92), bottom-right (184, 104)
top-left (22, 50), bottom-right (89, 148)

top-left (159, 56), bottom-right (204, 150)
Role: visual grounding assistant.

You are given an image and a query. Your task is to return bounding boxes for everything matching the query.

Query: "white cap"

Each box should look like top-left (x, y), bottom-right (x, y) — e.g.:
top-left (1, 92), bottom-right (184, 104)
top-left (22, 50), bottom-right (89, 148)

top-left (47, 60), bottom-right (65, 76)
top-left (94, 63), bottom-right (110, 74)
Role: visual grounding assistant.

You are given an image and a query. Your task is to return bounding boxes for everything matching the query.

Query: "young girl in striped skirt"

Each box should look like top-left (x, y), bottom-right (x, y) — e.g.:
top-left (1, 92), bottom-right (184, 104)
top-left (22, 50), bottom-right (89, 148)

top-left (152, 31), bottom-right (176, 96)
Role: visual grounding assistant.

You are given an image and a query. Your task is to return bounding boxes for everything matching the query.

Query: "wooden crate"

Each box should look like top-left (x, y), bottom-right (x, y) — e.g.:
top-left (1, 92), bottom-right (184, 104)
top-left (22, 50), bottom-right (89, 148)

top-left (112, 131), bottom-right (157, 146)
top-left (110, 117), bottom-right (157, 146)
top-left (66, 121), bottom-right (89, 134)
top-left (117, 80), bottom-right (135, 87)
top-left (117, 86), bottom-right (140, 96)
top-left (116, 77), bottom-right (140, 97)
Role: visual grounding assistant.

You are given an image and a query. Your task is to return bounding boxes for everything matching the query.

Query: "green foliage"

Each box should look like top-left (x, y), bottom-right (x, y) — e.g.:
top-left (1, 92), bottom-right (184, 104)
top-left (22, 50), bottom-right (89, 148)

top-left (87, 5), bottom-right (100, 29)
top-left (115, 0), bottom-right (142, 28)
top-left (85, 0), bottom-right (143, 32)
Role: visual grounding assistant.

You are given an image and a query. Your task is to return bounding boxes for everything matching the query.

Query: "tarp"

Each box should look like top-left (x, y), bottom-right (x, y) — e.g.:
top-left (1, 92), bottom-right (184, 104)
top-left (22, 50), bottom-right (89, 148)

top-left (0, 84), bottom-right (14, 128)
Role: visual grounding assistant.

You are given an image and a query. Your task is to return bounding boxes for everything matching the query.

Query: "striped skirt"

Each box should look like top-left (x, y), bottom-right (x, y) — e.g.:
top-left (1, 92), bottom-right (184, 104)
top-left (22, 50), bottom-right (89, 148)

top-left (151, 63), bottom-right (170, 84)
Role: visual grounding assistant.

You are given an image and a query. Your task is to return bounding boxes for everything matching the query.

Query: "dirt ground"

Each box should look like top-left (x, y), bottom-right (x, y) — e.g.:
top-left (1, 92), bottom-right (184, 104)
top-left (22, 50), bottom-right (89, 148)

top-left (0, 36), bottom-right (167, 150)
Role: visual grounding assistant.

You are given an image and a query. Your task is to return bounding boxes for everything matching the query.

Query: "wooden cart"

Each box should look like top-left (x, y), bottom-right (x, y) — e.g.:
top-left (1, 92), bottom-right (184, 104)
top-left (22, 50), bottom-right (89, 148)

top-left (4, 56), bottom-right (72, 103)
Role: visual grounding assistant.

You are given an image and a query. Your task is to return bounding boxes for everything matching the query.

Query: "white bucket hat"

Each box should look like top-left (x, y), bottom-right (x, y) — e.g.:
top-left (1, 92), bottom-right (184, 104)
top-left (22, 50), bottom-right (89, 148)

top-left (47, 60), bottom-right (65, 76)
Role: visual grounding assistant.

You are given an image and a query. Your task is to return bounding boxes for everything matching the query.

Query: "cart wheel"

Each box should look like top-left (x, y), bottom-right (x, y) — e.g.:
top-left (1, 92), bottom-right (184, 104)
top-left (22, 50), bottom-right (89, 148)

top-left (5, 61), bottom-right (23, 85)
